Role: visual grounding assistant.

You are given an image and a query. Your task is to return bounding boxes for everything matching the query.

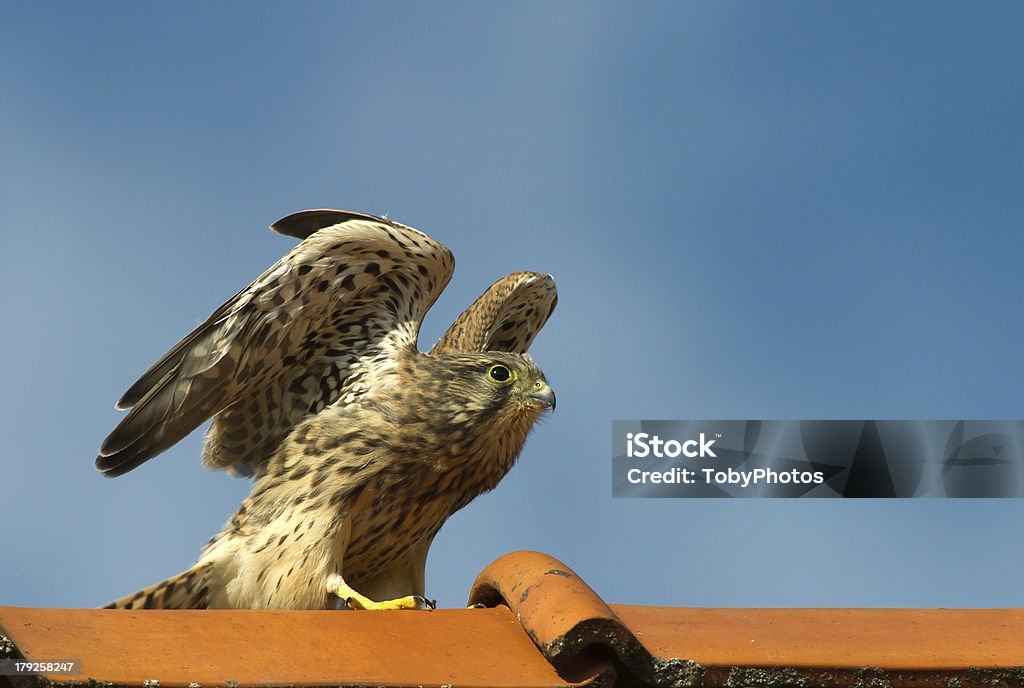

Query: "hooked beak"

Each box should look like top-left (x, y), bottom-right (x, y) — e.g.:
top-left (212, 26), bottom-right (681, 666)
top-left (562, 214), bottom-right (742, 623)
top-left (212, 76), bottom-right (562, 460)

top-left (528, 382), bottom-right (556, 411)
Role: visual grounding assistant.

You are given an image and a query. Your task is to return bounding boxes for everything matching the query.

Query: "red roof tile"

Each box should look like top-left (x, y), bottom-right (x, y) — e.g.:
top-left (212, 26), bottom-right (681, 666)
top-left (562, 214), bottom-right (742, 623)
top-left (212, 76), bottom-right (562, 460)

top-left (2, 550), bottom-right (1022, 688)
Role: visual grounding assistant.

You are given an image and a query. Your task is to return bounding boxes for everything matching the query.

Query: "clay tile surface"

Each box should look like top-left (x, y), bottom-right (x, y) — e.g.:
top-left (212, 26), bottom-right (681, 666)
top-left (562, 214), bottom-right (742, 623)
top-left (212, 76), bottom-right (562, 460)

top-left (3, 550), bottom-right (1024, 688)
top-left (0, 605), bottom-right (603, 688)
top-left (471, 551), bottom-right (1024, 688)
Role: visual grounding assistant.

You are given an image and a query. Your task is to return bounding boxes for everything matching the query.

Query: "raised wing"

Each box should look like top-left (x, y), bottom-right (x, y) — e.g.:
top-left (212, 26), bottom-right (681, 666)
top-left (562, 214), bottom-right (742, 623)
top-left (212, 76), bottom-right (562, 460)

top-left (97, 210), bottom-right (454, 477)
top-left (431, 272), bottom-right (557, 354)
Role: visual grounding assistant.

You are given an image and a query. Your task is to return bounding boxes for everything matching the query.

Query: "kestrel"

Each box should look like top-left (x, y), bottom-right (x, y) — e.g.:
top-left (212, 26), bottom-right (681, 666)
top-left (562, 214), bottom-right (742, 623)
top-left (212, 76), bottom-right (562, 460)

top-left (97, 209), bottom-right (557, 610)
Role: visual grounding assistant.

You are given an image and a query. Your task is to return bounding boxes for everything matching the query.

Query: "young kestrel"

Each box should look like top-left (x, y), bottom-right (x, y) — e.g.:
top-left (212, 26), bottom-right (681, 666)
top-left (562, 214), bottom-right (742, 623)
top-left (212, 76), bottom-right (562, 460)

top-left (97, 209), bottom-right (557, 610)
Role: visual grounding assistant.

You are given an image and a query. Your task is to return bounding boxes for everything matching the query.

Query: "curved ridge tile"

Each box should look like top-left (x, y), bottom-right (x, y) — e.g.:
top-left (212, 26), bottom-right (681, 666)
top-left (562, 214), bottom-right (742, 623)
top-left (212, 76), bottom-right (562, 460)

top-left (469, 550), bottom-right (693, 686)
top-left (471, 556), bottom-right (1024, 688)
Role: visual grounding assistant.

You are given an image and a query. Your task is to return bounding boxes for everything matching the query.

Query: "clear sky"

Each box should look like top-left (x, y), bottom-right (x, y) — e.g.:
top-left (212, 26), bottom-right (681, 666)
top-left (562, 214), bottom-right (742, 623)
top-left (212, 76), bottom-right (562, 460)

top-left (2, 2), bottom-right (1023, 609)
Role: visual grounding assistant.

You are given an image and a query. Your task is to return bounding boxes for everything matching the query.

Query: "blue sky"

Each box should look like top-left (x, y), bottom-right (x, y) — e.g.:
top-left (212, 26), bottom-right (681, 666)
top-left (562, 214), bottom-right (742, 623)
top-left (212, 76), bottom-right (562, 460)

top-left (2, 2), bottom-right (1023, 609)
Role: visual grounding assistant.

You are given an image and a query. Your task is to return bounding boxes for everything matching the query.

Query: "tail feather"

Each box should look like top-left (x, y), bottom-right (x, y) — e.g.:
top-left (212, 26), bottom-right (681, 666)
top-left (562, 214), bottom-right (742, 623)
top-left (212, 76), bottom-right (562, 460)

top-left (103, 565), bottom-right (212, 610)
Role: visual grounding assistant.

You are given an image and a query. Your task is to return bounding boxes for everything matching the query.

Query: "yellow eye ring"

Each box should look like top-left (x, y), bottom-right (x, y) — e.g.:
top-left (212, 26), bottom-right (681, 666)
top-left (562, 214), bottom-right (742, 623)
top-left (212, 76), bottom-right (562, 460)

top-left (488, 364), bottom-right (514, 384)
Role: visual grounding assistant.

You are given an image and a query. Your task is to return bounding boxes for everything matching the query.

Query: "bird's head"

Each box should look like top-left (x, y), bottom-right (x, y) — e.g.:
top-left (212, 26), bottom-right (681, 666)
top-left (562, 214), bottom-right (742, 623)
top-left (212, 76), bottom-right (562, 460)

top-left (414, 351), bottom-right (555, 442)
top-left (478, 352), bottom-right (556, 416)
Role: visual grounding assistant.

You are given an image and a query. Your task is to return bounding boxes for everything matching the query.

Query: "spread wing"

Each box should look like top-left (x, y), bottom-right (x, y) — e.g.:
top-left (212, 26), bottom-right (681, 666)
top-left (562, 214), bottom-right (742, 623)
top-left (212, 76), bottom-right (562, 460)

top-left (431, 272), bottom-right (557, 354)
top-left (97, 210), bottom-right (454, 477)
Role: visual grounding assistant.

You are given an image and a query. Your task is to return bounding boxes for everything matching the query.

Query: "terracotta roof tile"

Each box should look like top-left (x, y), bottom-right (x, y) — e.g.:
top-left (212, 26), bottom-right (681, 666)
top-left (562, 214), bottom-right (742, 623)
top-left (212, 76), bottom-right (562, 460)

top-left (0, 605), bottom-right (602, 688)
top-left (471, 551), bottom-right (1024, 687)
top-left (2, 550), bottom-right (1022, 688)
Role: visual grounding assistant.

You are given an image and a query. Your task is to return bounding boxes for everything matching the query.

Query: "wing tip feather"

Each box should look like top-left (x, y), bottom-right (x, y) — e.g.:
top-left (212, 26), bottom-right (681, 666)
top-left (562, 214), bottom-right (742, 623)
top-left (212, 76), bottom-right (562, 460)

top-left (94, 452), bottom-right (136, 477)
top-left (270, 208), bottom-right (390, 240)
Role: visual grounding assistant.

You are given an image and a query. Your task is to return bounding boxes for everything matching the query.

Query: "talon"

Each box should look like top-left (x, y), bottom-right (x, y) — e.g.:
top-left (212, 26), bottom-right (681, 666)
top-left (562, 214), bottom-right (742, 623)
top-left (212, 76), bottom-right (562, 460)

top-left (327, 574), bottom-right (431, 611)
top-left (407, 595), bottom-right (435, 610)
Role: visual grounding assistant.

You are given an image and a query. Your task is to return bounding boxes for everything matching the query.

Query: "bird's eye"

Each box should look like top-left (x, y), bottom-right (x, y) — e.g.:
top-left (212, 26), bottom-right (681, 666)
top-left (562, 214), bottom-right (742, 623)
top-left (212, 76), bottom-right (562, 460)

top-left (488, 364), bottom-right (513, 384)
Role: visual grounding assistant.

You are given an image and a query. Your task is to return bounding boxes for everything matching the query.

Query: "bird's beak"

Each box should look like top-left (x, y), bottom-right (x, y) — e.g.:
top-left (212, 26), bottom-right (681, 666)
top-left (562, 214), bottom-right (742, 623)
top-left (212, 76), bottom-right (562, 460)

top-left (528, 382), bottom-right (556, 411)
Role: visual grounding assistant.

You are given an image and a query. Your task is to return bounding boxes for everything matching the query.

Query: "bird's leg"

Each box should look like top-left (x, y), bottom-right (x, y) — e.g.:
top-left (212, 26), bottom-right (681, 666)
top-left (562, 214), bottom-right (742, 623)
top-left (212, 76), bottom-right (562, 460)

top-left (326, 573), bottom-right (435, 611)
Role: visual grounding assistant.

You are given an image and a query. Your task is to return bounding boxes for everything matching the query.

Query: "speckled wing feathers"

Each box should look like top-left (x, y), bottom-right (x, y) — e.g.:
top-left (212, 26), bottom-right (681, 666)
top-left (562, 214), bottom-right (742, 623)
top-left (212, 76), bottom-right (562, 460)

top-left (431, 272), bottom-right (557, 354)
top-left (97, 211), bottom-right (455, 477)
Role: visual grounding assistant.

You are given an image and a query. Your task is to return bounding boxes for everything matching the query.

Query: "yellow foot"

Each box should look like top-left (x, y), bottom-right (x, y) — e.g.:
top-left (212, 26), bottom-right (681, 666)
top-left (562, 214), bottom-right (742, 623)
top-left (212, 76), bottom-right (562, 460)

top-left (344, 593), bottom-right (435, 611)
top-left (326, 574), bottom-right (435, 611)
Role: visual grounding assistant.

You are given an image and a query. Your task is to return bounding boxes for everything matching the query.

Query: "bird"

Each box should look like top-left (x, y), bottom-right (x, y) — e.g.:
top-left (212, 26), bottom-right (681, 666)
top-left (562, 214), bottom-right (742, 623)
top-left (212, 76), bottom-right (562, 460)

top-left (96, 209), bottom-right (557, 610)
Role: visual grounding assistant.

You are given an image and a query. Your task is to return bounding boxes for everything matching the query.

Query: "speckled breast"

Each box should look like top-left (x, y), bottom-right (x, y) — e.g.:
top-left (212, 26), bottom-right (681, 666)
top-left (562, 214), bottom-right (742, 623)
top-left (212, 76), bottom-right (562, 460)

top-left (341, 449), bottom-right (508, 586)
